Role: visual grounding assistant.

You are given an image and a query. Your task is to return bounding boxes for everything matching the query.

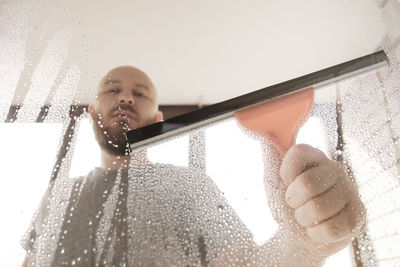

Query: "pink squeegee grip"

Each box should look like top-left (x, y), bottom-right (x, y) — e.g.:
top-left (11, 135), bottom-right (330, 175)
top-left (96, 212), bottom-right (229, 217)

top-left (234, 87), bottom-right (314, 155)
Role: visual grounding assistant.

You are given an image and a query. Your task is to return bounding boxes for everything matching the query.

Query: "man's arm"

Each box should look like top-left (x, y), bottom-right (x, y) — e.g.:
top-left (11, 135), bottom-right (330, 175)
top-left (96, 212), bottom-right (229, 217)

top-left (21, 254), bottom-right (34, 267)
top-left (213, 144), bottom-right (365, 266)
top-left (211, 230), bottom-right (327, 266)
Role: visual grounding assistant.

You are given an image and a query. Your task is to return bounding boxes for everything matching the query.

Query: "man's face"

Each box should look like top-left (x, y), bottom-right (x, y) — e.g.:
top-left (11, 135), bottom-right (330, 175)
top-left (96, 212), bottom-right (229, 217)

top-left (89, 66), bottom-right (162, 155)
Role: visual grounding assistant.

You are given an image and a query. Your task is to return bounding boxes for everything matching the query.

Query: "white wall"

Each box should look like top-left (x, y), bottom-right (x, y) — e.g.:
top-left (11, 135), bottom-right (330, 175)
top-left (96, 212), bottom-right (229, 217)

top-left (2, 0), bottom-right (387, 107)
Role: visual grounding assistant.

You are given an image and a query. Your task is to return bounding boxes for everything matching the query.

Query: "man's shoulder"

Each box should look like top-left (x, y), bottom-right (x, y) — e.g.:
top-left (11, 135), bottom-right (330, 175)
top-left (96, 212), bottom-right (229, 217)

top-left (64, 175), bottom-right (89, 189)
top-left (69, 175), bottom-right (86, 183)
top-left (70, 167), bottom-right (115, 184)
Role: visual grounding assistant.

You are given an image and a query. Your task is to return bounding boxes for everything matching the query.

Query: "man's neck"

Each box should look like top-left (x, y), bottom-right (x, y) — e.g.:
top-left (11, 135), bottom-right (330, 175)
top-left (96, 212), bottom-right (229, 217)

top-left (100, 149), bottom-right (148, 170)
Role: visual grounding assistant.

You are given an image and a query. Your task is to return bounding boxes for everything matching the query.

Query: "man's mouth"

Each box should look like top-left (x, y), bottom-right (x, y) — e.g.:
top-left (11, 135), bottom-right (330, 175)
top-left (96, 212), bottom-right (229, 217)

top-left (112, 110), bottom-right (136, 120)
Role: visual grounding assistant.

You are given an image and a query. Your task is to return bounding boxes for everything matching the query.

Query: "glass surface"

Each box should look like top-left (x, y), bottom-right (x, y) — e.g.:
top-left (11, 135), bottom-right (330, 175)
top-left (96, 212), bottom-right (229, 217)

top-left (1, 0), bottom-right (400, 266)
top-left (0, 123), bottom-right (63, 265)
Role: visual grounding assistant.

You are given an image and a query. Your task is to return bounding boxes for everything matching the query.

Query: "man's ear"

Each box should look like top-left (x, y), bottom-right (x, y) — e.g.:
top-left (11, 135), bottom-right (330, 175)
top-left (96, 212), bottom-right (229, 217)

top-left (88, 105), bottom-right (96, 120)
top-left (156, 110), bottom-right (164, 122)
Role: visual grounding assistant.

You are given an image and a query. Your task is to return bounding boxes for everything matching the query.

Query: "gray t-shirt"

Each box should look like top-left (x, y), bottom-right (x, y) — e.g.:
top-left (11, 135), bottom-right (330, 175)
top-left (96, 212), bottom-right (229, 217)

top-left (22, 162), bottom-right (251, 266)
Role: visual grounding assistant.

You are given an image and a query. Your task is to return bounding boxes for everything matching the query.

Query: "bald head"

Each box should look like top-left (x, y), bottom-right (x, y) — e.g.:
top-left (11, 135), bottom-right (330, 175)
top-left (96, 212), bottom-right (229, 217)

top-left (89, 66), bottom-right (163, 155)
top-left (97, 66), bottom-right (158, 105)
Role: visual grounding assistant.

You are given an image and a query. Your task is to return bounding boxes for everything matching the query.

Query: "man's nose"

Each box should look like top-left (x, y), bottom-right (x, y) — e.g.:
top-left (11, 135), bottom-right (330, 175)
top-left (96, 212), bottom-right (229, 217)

top-left (118, 92), bottom-right (134, 105)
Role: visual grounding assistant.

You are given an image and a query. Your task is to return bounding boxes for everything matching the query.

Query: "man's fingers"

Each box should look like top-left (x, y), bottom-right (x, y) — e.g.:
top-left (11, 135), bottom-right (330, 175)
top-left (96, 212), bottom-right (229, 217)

top-left (294, 183), bottom-right (349, 227)
top-left (305, 201), bottom-right (359, 243)
top-left (280, 144), bottom-right (329, 186)
top-left (285, 162), bottom-right (343, 209)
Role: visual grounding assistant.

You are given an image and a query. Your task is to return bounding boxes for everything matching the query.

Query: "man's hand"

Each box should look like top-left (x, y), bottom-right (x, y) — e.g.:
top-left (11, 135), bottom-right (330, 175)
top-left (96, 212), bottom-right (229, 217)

top-left (279, 144), bottom-right (365, 261)
top-left (212, 143), bottom-right (366, 266)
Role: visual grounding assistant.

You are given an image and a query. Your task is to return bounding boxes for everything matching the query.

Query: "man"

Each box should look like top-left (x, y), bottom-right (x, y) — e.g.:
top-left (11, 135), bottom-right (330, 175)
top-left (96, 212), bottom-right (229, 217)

top-left (22, 66), bottom-right (365, 266)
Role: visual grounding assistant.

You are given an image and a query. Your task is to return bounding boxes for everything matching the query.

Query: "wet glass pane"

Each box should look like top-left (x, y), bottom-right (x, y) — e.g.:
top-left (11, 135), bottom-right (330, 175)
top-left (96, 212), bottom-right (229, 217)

top-left (70, 118), bottom-right (189, 177)
top-left (0, 123), bottom-right (63, 264)
top-left (1, 0), bottom-right (400, 266)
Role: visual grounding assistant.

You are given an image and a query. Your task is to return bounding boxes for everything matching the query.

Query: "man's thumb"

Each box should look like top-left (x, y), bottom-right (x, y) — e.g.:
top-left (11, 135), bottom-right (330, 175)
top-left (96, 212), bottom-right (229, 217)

top-left (261, 139), bottom-right (296, 227)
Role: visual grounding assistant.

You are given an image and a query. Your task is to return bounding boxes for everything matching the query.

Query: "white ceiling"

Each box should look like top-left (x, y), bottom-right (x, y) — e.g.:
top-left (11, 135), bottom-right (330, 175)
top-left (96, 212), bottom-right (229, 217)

top-left (2, 0), bottom-right (387, 106)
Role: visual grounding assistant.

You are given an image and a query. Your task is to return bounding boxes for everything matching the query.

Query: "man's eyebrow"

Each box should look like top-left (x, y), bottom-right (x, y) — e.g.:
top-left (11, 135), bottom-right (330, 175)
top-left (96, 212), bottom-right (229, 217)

top-left (103, 79), bottom-right (121, 85)
top-left (134, 83), bottom-right (149, 90)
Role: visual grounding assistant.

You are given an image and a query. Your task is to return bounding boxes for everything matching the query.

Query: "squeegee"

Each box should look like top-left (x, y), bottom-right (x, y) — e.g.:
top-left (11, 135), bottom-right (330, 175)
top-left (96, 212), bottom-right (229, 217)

top-left (126, 51), bottom-right (388, 153)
